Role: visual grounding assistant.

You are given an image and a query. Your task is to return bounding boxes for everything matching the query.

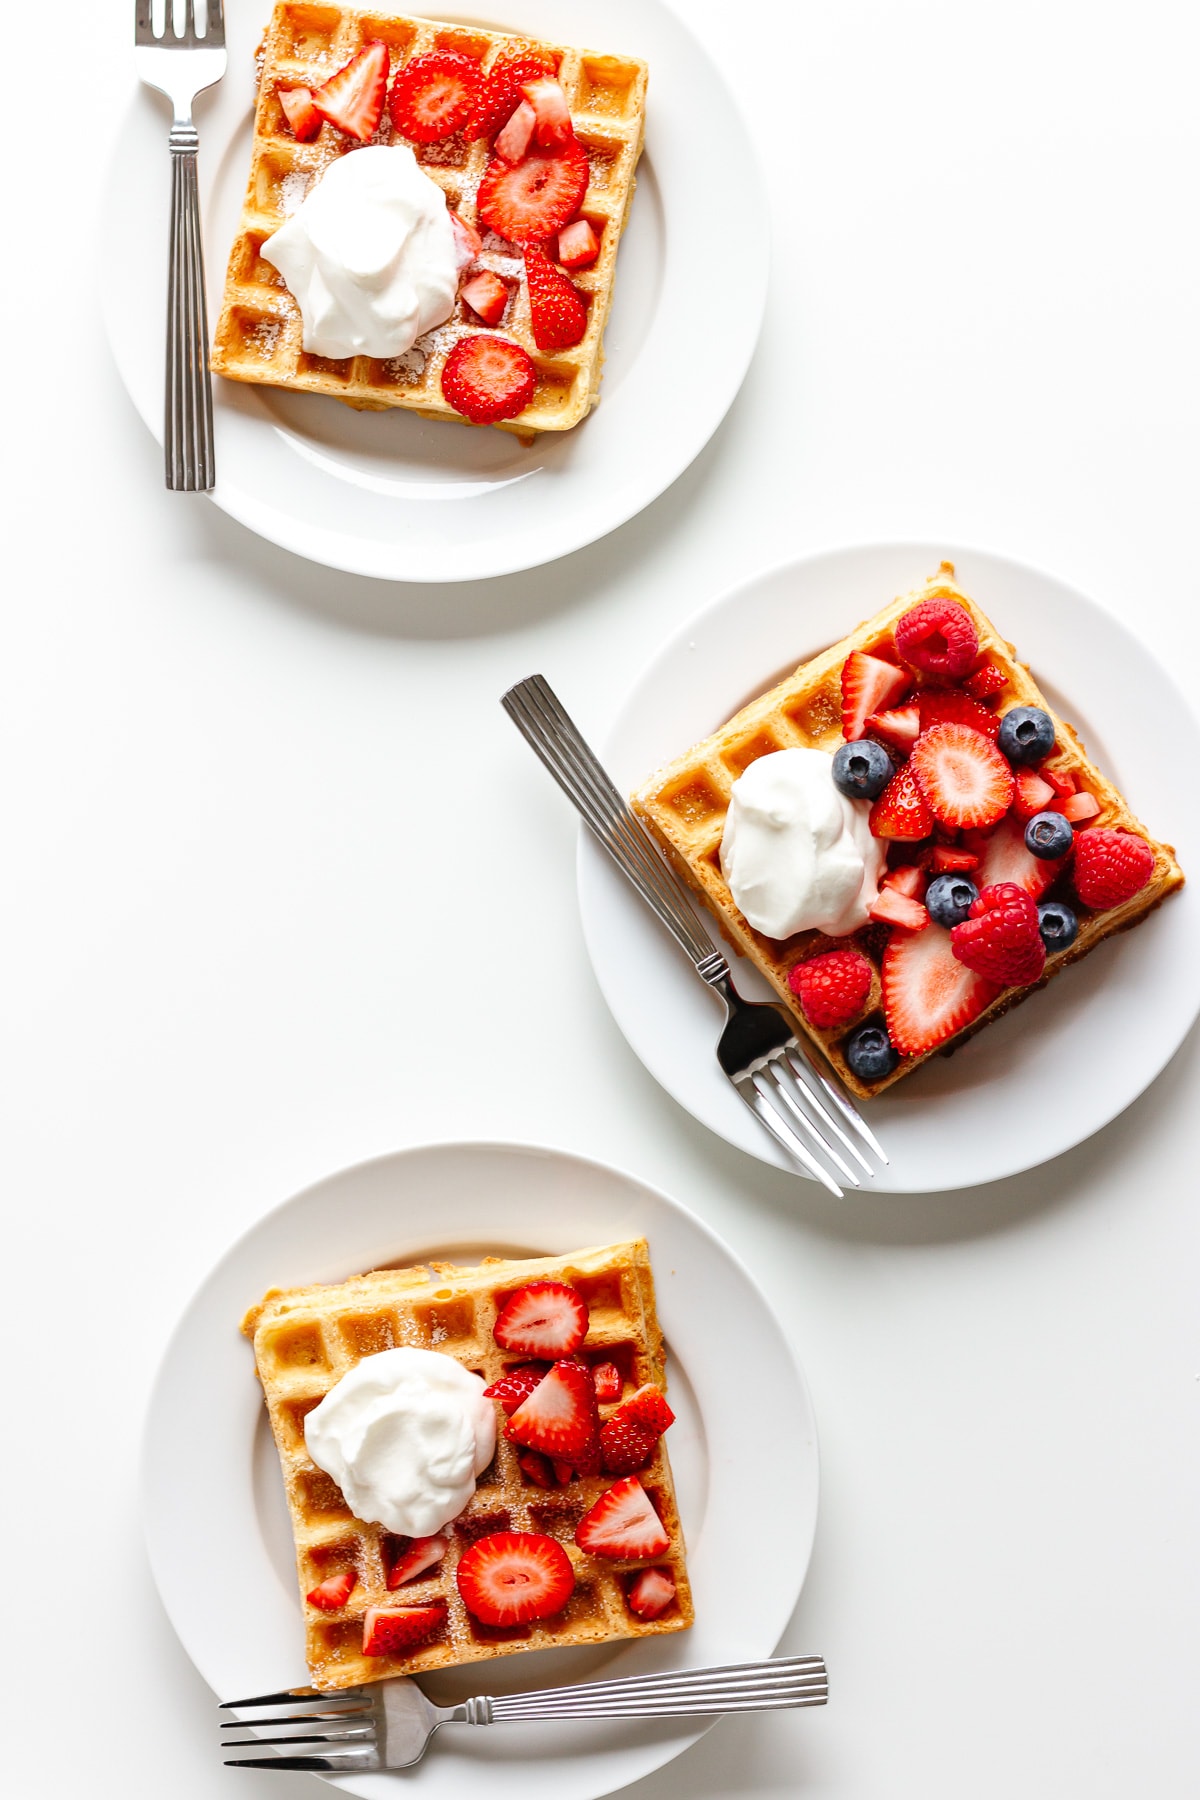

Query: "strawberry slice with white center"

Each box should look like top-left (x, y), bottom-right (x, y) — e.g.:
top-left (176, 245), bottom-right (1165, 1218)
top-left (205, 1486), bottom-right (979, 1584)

top-left (493, 1279), bottom-right (588, 1356)
top-left (868, 888), bottom-right (929, 930)
top-left (866, 703), bottom-right (920, 754)
top-left (312, 42), bottom-right (390, 143)
top-left (558, 218), bottom-right (600, 269)
top-left (1011, 769), bottom-right (1057, 822)
top-left (476, 138), bottom-right (590, 245)
top-left (591, 1360), bottom-right (622, 1403)
top-left (840, 651), bottom-right (910, 742)
top-left (306, 1568), bottom-right (357, 1610)
top-left (575, 1476), bottom-right (671, 1560)
top-left (361, 1602), bottom-right (446, 1656)
top-left (456, 1530), bottom-right (574, 1625)
top-left (974, 813), bottom-right (1065, 900)
top-left (385, 1534), bottom-right (448, 1589)
top-left (449, 210), bottom-right (482, 264)
top-left (882, 921), bottom-right (1002, 1057)
top-left (910, 723), bottom-right (1014, 829)
top-left (627, 1567), bottom-right (677, 1620)
top-left (521, 76), bottom-right (574, 150)
top-left (494, 97), bottom-right (536, 162)
top-left (278, 85), bottom-right (322, 142)
top-left (505, 1359), bottom-right (598, 1461)
top-left (386, 47), bottom-right (481, 144)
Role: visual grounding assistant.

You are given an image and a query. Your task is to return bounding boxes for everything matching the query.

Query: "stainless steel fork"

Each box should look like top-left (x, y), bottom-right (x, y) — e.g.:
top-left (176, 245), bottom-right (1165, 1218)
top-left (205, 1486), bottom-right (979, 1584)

top-left (134, 0), bottom-right (227, 491)
top-left (501, 675), bottom-right (887, 1197)
top-left (220, 1655), bottom-right (829, 1771)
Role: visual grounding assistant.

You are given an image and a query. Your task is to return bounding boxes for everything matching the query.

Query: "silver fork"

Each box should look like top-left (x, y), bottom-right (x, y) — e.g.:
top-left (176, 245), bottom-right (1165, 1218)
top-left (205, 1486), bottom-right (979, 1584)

top-left (501, 676), bottom-right (887, 1198)
top-left (134, 0), bottom-right (227, 492)
top-left (220, 1656), bottom-right (829, 1771)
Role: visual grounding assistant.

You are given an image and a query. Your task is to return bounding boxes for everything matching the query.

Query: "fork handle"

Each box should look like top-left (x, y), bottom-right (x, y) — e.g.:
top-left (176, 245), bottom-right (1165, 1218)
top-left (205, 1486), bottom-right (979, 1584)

top-left (465, 1657), bottom-right (828, 1722)
top-left (166, 124), bottom-right (215, 491)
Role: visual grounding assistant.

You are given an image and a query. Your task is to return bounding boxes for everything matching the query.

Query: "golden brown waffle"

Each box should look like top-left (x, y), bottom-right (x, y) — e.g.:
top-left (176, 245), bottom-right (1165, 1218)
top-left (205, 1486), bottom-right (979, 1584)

top-left (210, 4), bottom-right (647, 435)
top-left (632, 563), bottom-right (1185, 1099)
top-left (242, 1239), bottom-right (693, 1691)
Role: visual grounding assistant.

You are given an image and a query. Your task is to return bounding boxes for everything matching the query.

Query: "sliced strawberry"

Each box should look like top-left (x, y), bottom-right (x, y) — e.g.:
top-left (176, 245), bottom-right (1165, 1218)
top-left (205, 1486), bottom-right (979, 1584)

top-left (306, 1568), bottom-right (357, 1610)
top-left (362, 1603), bottom-right (446, 1656)
top-left (552, 1458), bottom-right (576, 1485)
top-left (840, 651), bottom-right (910, 742)
top-left (442, 335), bottom-right (536, 424)
top-left (449, 210), bottom-right (482, 264)
top-left (494, 97), bottom-right (536, 162)
top-left (524, 245), bottom-right (588, 350)
top-left (910, 723), bottom-right (1014, 830)
top-left (387, 48), bottom-right (481, 143)
top-left (466, 49), bottom-right (556, 141)
top-left (931, 845), bottom-right (980, 873)
top-left (882, 863), bottom-right (926, 899)
top-left (494, 1280), bottom-right (588, 1357)
top-left (456, 1530), bottom-right (574, 1625)
top-left (385, 1534), bottom-right (447, 1589)
top-left (963, 657), bottom-right (1008, 701)
top-left (866, 704), bottom-right (920, 754)
top-left (882, 922), bottom-right (1002, 1056)
top-left (1061, 790), bottom-right (1101, 823)
top-left (1010, 769), bottom-right (1057, 822)
top-left (558, 218), bottom-right (600, 269)
top-left (278, 85), bottom-right (321, 142)
top-left (477, 139), bottom-right (589, 245)
top-left (974, 813), bottom-right (1064, 900)
top-left (627, 1567), bottom-right (676, 1620)
top-left (869, 763), bottom-right (934, 841)
top-left (917, 688), bottom-right (1001, 739)
top-left (576, 1477), bottom-right (670, 1560)
top-left (460, 270), bottom-right (509, 325)
top-left (869, 888), bottom-right (929, 930)
top-left (614, 1384), bottom-right (674, 1433)
top-left (484, 1361), bottom-right (550, 1415)
top-left (1041, 765), bottom-right (1077, 800)
top-left (591, 1361), bottom-right (622, 1404)
top-left (506, 1359), bottom-right (598, 1461)
top-left (599, 1415), bottom-right (659, 1475)
top-left (521, 75), bottom-right (574, 150)
top-left (312, 42), bottom-right (389, 143)
top-left (518, 1448), bottom-right (558, 1488)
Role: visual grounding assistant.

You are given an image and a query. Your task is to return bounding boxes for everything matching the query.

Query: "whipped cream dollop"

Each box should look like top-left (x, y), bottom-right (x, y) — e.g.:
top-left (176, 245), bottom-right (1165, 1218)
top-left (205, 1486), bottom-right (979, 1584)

top-left (304, 1347), bottom-right (496, 1538)
top-left (720, 747), bottom-right (886, 938)
top-left (261, 145), bottom-right (467, 360)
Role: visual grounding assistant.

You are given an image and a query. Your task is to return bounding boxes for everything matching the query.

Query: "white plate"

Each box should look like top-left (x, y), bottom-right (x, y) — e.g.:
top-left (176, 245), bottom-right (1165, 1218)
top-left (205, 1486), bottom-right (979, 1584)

top-left (103, 1), bottom-right (767, 581)
top-left (578, 542), bottom-right (1200, 1193)
top-left (143, 1141), bottom-right (819, 1799)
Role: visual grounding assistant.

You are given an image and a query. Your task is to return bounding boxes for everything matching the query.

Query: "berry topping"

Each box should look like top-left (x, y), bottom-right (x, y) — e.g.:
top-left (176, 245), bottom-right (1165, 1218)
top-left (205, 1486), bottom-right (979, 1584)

top-left (456, 1531), bottom-right (574, 1625)
top-left (997, 705), bottom-right (1056, 766)
top-left (789, 947), bottom-right (873, 1029)
top-left (840, 651), bottom-right (910, 742)
top-left (1038, 900), bottom-right (1079, 951)
top-left (558, 218), bottom-right (600, 268)
top-left (972, 812), bottom-right (1064, 900)
top-left (552, 1458), bottom-right (577, 1485)
top-left (1024, 810), bottom-right (1074, 860)
top-left (523, 245), bottom-right (589, 350)
top-left (925, 872), bottom-right (979, 928)
top-left (466, 48), bottom-right (556, 141)
top-left (1072, 829), bottom-right (1155, 909)
top-left (1011, 769), bottom-right (1057, 822)
top-left (306, 1569), bottom-right (357, 1610)
top-left (1041, 765), bottom-right (1077, 800)
top-left (362, 1603), bottom-right (446, 1656)
top-left (278, 85), bottom-right (322, 141)
top-left (883, 924), bottom-right (1001, 1055)
top-left (916, 688), bottom-right (1001, 740)
top-left (484, 1361), bottom-right (551, 1415)
top-left (894, 597), bottom-right (979, 678)
top-left (832, 738), bottom-right (894, 800)
top-left (868, 888), bottom-right (930, 931)
top-left (460, 269), bottom-right (509, 326)
top-left (882, 864), bottom-right (926, 899)
top-left (449, 210), bottom-right (483, 262)
top-left (618, 1383), bottom-right (676, 1434)
top-left (950, 883), bottom-right (1046, 985)
top-left (477, 138), bottom-right (589, 244)
top-left (963, 658), bottom-right (1008, 701)
top-left (505, 1359), bottom-right (598, 1461)
top-left (599, 1415), bottom-right (659, 1475)
top-left (931, 845), bottom-right (980, 873)
top-left (387, 48), bottom-right (481, 143)
top-left (518, 1448), bottom-right (558, 1487)
top-left (1061, 790), bottom-right (1101, 823)
top-left (312, 42), bottom-right (390, 143)
top-left (627, 1567), bottom-right (677, 1620)
top-left (441, 335), bottom-right (536, 424)
top-left (869, 762), bottom-right (934, 841)
top-left (575, 1477), bottom-right (671, 1560)
top-left (843, 1021), bottom-right (899, 1082)
top-left (494, 1280), bottom-right (588, 1357)
top-left (591, 1361), bottom-right (622, 1404)
top-left (866, 704), bottom-right (920, 753)
top-left (385, 1534), bottom-right (448, 1589)
top-left (493, 98), bottom-right (536, 162)
top-left (910, 723), bottom-right (1014, 830)
top-left (521, 76), bottom-right (574, 150)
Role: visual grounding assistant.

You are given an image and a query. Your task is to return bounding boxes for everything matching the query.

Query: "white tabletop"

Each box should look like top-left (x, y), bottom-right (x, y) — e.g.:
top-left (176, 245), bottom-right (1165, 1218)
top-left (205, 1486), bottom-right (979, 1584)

top-left (6, 2), bottom-right (1200, 1796)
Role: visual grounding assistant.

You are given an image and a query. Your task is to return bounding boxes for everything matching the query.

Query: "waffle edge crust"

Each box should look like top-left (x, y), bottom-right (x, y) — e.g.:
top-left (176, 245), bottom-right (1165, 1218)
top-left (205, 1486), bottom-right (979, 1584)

top-left (631, 562), bottom-right (1185, 1100)
top-left (243, 1239), bottom-right (693, 1690)
top-left (210, 4), bottom-right (648, 435)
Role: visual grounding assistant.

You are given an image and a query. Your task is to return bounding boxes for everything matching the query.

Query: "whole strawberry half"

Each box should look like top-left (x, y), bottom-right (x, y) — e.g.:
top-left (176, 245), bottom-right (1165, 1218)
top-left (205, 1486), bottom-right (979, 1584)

top-left (494, 1279), bottom-right (588, 1357)
top-left (1072, 828), bottom-right (1155, 909)
top-left (788, 946), bottom-right (873, 1029)
top-left (575, 1477), bottom-right (671, 1560)
top-left (840, 650), bottom-right (910, 742)
top-left (910, 722), bottom-right (1014, 830)
top-left (456, 1530), bottom-right (574, 1625)
top-left (387, 48), bottom-right (482, 143)
top-left (599, 1414), bottom-right (659, 1475)
top-left (361, 1603), bottom-right (446, 1657)
top-left (523, 246), bottom-right (588, 350)
top-left (882, 922), bottom-right (1001, 1056)
top-left (466, 48), bottom-right (556, 140)
top-left (505, 1358), bottom-right (599, 1461)
top-left (950, 882), bottom-right (1046, 985)
top-left (312, 42), bottom-right (389, 143)
top-left (477, 138), bottom-right (589, 245)
top-left (869, 762), bottom-right (934, 841)
top-left (484, 1361), bottom-right (550, 1415)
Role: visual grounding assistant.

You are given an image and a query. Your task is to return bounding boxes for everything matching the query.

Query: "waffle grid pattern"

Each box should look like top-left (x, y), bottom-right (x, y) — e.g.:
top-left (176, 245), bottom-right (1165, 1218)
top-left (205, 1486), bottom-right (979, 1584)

top-left (243, 1240), bottom-right (693, 1691)
top-left (631, 565), bottom-right (1185, 1099)
top-left (210, 3), bottom-right (648, 434)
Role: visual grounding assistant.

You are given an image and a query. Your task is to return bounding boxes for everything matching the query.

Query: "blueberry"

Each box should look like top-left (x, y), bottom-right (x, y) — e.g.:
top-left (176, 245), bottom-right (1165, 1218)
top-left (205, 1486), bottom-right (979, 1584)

top-left (925, 873), bottom-right (979, 928)
top-left (844, 1022), bottom-right (899, 1082)
top-left (832, 739), bottom-right (894, 801)
top-left (998, 705), bottom-right (1056, 766)
top-left (1024, 810), bottom-right (1073, 860)
top-left (1037, 901), bottom-right (1078, 951)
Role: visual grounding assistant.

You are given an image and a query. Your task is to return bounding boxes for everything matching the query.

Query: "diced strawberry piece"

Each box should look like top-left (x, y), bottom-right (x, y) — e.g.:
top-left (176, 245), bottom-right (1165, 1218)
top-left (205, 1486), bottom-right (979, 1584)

top-left (387, 47), bottom-right (482, 143)
top-left (840, 651), bottom-right (910, 742)
top-left (591, 1361), bottom-right (622, 1404)
top-left (441, 335), bottom-right (536, 424)
top-left (362, 1603), bottom-right (446, 1656)
top-left (951, 884), bottom-right (1046, 985)
top-left (552, 1458), bottom-right (576, 1485)
top-left (917, 688), bottom-right (1001, 739)
top-left (869, 888), bottom-right (930, 930)
top-left (506, 1359), bottom-right (599, 1461)
top-left (575, 1477), bottom-right (671, 1560)
top-left (910, 723), bottom-right (1014, 830)
top-left (385, 1535), bottom-right (447, 1589)
top-left (869, 763), bottom-right (934, 841)
top-left (518, 1448), bottom-right (558, 1488)
top-left (523, 245), bottom-right (588, 349)
top-left (1061, 790), bottom-right (1101, 822)
top-left (627, 1567), bottom-right (677, 1620)
top-left (306, 1568), bottom-right (357, 1610)
top-left (312, 42), bottom-right (389, 143)
top-left (484, 1361), bottom-right (550, 1415)
top-left (558, 218), bottom-right (600, 268)
top-left (894, 596), bottom-right (979, 678)
top-left (882, 863), bottom-right (926, 899)
top-left (617, 1383), bottom-right (676, 1434)
top-left (866, 704), bottom-right (920, 754)
top-left (460, 270), bottom-right (509, 325)
top-left (494, 1280), bottom-right (588, 1357)
top-left (521, 76), bottom-right (574, 150)
top-left (1011, 769), bottom-right (1057, 822)
top-left (278, 85), bottom-right (321, 141)
top-left (963, 657), bottom-right (1008, 701)
top-left (882, 922), bottom-right (1002, 1056)
top-left (494, 97), bottom-right (536, 162)
top-left (1072, 829), bottom-right (1156, 909)
top-left (466, 49), bottom-right (556, 141)
top-left (973, 813), bottom-right (1064, 900)
top-left (456, 1531), bottom-right (574, 1625)
top-left (788, 947), bottom-right (873, 1030)
top-left (1041, 765), bottom-right (1077, 800)
top-left (449, 210), bottom-right (482, 264)
top-left (599, 1415), bottom-right (659, 1475)
top-left (931, 845), bottom-right (980, 873)
top-left (476, 138), bottom-right (589, 245)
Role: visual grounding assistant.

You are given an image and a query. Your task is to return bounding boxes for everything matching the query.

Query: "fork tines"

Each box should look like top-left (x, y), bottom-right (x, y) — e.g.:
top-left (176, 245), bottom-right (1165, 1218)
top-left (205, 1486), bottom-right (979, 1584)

top-left (135, 0), bottom-right (225, 45)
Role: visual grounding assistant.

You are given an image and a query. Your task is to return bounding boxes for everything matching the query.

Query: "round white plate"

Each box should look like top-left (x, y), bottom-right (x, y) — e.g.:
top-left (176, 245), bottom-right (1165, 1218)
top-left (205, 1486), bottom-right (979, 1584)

top-left (578, 542), bottom-right (1200, 1193)
top-left (103, 1), bottom-right (767, 581)
top-left (143, 1141), bottom-right (819, 1799)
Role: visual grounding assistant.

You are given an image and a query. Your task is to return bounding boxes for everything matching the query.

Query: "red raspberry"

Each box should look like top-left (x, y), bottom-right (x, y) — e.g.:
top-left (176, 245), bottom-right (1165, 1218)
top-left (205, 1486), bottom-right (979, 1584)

top-left (951, 883), bottom-right (1045, 985)
top-left (894, 597), bottom-right (979, 679)
top-left (1072, 829), bottom-right (1155, 910)
top-left (788, 948), bottom-right (873, 1029)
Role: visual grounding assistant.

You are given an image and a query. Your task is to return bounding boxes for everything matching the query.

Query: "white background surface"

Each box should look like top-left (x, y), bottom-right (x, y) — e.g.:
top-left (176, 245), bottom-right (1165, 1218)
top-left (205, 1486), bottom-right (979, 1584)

top-left (4, 2), bottom-right (1200, 1796)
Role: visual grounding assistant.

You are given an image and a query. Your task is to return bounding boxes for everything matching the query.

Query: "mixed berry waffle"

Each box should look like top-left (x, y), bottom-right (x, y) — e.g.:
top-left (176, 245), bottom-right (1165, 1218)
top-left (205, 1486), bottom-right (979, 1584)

top-left (242, 1239), bottom-right (693, 1691)
top-left (631, 564), bottom-right (1184, 1100)
top-left (210, 4), bottom-right (647, 435)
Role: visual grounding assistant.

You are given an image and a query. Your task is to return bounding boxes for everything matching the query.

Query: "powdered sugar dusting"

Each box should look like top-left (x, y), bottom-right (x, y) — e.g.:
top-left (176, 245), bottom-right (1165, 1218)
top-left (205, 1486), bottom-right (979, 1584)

top-left (280, 170), bottom-right (310, 215)
top-left (250, 317), bottom-right (283, 358)
top-left (384, 347), bottom-right (427, 384)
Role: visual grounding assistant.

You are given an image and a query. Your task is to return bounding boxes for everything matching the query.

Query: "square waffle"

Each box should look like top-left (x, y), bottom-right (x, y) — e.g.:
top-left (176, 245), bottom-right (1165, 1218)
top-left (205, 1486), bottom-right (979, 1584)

top-left (631, 562), bottom-right (1185, 1099)
top-left (242, 1238), bottom-right (693, 1690)
top-left (210, 4), bottom-right (648, 435)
